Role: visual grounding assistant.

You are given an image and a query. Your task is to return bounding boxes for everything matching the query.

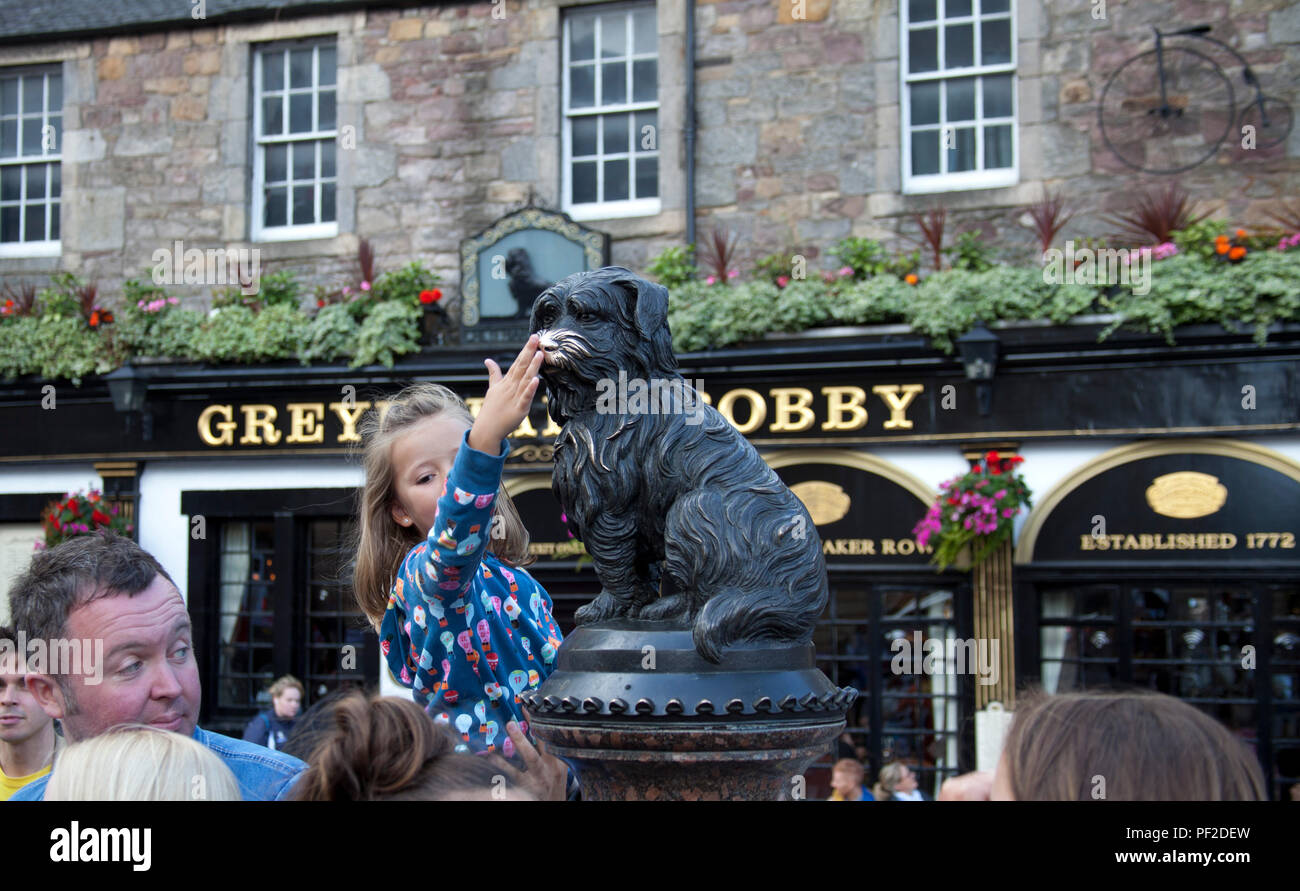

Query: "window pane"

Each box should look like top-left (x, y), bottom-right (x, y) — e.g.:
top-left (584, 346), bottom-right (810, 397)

top-left (633, 8), bottom-right (656, 54)
top-left (604, 158), bottom-right (628, 201)
top-left (912, 129), bottom-right (940, 175)
top-left (24, 203), bottom-right (43, 241)
top-left (0, 165), bottom-right (18, 200)
top-left (602, 61), bottom-right (626, 104)
top-left (601, 15), bottom-right (626, 57)
top-left (0, 205), bottom-right (18, 241)
top-left (293, 141), bottom-right (315, 180)
top-left (48, 76), bottom-right (61, 110)
top-left (945, 0), bottom-right (972, 15)
top-left (262, 52), bottom-right (284, 91)
top-left (983, 74), bottom-right (1014, 117)
top-left (265, 144), bottom-right (287, 182)
top-left (634, 109), bottom-right (657, 150)
top-left (290, 49), bottom-right (313, 88)
top-left (570, 17), bottom-right (595, 61)
top-left (0, 119), bottom-right (14, 157)
top-left (26, 163), bottom-right (44, 197)
top-left (570, 64), bottom-right (594, 108)
top-left (909, 0), bottom-right (937, 22)
top-left (603, 112), bottom-right (628, 154)
top-left (911, 81), bottom-right (940, 125)
top-left (318, 46), bottom-right (336, 86)
top-left (909, 28), bottom-right (938, 73)
top-left (632, 59), bottom-right (656, 102)
top-left (984, 124), bottom-right (1012, 168)
top-left (946, 77), bottom-right (975, 121)
top-left (322, 182), bottom-right (336, 222)
top-left (572, 115), bottom-right (597, 156)
top-left (981, 19), bottom-right (1012, 65)
top-left (321, 140), bottom-right (336, 178)
top-left (47, 115), bottom-right (60, 153)
top-left (49, 202), bottom-right (58, 239)
top-left (318, 89), bottom-right (336, 131)
top-left (983, 0), bottom-right (1010, 12)
top-left (22, 117), bottom-right (41, 154)
top-left (0, 77), bottom-right (17, 114)
top-left (289, 93), bottom-right (313, 133)
top-left (292, 184), bottom-right (314, 224)
top-left (635, 154), bottom-right (657, 198)
top-left (22, 77), bottom-right (43, 113)
top-left (264, 187), bottom-right (287, 226)
top-left (945, 24), bottom-right (974, 67)
top-left (50, 163), bottom-right (59, 197)
top-left (572, 160), bottom-right (597, 203)
top-left (262, 96), bottom-right (283, 136)
top-left (948, 126), bottom-right (976, 171)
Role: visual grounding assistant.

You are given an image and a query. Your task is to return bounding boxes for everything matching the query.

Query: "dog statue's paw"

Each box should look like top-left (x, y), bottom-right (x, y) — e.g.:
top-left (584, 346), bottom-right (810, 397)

top-left (636, 594), bottom-right (689, 622)
top-left (574, 590), bottom-right (626, 625)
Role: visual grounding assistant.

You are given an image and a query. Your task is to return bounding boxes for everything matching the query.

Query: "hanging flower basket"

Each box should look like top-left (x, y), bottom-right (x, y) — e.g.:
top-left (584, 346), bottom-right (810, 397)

top-left (38, 489), bottom-right (133, 550)
top-left (913, 451), bottom-right (1032, 571)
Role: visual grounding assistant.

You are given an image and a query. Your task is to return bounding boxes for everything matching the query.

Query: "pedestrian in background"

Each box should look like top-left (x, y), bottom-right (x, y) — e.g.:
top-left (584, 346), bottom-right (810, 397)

top-left (243, 675), bottom-right (303, 752)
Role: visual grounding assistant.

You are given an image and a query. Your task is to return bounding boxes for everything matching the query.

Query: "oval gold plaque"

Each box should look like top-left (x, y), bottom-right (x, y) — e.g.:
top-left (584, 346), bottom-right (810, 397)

top-left (789, 480), bottom-right (851, 526)
top-left (1145, 471), bottom-right (1227, 519)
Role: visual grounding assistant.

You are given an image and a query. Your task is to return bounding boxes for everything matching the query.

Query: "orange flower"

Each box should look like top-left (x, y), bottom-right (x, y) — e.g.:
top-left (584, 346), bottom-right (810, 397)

top-left (1229, 246), bottom-right (1246, 260)
top-left (904, 273), bottom-right (919, 285)
top-left (1235, 229), bottom-right (1247, 238)
top-left (1216, 241), bottom-right (1230, 255)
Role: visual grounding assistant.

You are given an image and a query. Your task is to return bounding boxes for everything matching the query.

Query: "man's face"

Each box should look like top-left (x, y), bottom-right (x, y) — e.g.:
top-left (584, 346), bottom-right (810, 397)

top-left (0, 651), bottom-right (51, 746)
top-left (28, 573), bottom-right (201, 742)
top-left (830, 768), bottom-right (858, 797)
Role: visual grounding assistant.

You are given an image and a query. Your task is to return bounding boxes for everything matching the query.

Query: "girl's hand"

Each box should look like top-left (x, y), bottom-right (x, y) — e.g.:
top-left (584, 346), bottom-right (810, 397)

top-left (468, 335), bottom-right (544, 456)
top-left (506, 718), bottom-right (568, 801)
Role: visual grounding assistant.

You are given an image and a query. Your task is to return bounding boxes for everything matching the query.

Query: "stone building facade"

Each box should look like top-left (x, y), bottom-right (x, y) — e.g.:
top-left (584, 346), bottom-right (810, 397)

top-left (0, 0), bottom-right (1296, 304)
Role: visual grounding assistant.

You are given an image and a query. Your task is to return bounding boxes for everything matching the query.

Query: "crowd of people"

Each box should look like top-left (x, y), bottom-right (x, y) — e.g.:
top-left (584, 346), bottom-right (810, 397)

top-left (0, 336), bottom-right (1276, 802)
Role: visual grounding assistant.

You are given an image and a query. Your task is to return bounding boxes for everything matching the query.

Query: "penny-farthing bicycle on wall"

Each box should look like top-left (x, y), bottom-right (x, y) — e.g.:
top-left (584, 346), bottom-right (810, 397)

top-left (1099, 25), bottom-right (1294, 175)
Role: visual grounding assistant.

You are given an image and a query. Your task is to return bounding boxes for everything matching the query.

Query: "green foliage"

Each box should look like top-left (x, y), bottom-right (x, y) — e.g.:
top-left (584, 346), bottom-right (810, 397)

top-left (192, 304), bottom-right (304, 363)
top-left (829, 237), bottom-right (890, 278)
top-left (372, 261), bottom-right (439, 305)
top-left (946, 231), bottom-right (996, 272)
top-left (351, 300), bottom-right (421, 368)
top-left (35, 272), bottom-right (85, 319)
top-left (213, 269), bottom-right (302, 311)
top-left (753, 250), bottom-right (800, 286)
top-left (300, 303), bottom-right (361, 364)
top-left (1171, 219), bottom-right (1226, 262)
top-left (646, 244), bottom-right (697, 289)
top-left (0, 315), bottom-right (111, 385)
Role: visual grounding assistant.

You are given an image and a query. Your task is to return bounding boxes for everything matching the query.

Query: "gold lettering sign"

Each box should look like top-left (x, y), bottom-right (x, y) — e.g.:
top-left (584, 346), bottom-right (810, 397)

top-left (1145, 472), bottom-right (1228, 518)
top-left (789, 481), bottom-right (851, 526)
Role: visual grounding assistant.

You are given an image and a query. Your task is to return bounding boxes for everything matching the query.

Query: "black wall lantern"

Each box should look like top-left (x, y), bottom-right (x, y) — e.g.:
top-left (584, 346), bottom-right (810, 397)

top-left (105, 363), bottom-right (154, 441)
top-left (956, 321), bottom-right (1000, 416)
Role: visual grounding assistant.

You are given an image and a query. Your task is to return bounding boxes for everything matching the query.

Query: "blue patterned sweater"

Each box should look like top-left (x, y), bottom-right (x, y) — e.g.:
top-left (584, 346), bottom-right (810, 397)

top-left (380, 428), bottom-right (563, 756)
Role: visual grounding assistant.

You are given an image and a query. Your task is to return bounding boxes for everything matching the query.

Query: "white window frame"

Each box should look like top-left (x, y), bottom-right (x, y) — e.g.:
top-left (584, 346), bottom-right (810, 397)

top-left (0, 65), bottom-right (62, 257)
top-left (561, 2), bottom-right (661, 221)
top-left (251, 39), bottom-right (339, 242)
top-left (900, 0), bottom-right (1017, 194)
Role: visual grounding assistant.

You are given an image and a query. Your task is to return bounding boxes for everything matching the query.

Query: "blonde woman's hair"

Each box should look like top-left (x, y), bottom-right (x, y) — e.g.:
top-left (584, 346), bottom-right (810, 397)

top-left (352, 382), bottom-right (533, 628)
top-left (269, 674), bottom-right (304, 700)
top-left (875, 762), bottom-right (907, 800)
top-left (999, 688), bottom-right (1265, 801)
top-left (44, 725), bottom-right (242, 801)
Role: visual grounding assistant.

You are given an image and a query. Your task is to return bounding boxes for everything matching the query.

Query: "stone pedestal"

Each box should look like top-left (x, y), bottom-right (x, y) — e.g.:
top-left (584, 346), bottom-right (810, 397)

top-left (523, 621), bottom-right (857, 801)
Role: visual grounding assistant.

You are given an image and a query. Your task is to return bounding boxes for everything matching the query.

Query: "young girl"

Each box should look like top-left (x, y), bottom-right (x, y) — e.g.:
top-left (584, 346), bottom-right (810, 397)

top-left (353, 335), bottom-right (563, 757)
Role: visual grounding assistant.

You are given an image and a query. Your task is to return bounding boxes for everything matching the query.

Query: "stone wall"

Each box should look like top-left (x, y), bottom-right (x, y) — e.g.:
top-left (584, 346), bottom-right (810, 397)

top-left (0, 0), bottom-right (1296, 305)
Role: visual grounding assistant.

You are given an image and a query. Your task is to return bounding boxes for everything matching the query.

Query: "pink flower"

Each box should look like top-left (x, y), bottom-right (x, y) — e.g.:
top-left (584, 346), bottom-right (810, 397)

top-left (777, 275), bottom-right (790, 287)
top-left (838, 266), bottom-right (853, 277)
top-left (993, 489), bottom-right (1007, 500)
top-left (963, 517), bottom-right (973, 530)
top-left (727, 269), bottom-right (739, 279)
top-left (342, 285), bottom-right (352, 296)
top-left (168, 296), bottom-right (178, 304)
top-left (706, 275), bottom-right (717, 285)
top-left (360, 281), bottom-right (371, 291)
top-left (1002, 507), bottom-right (1014, 518)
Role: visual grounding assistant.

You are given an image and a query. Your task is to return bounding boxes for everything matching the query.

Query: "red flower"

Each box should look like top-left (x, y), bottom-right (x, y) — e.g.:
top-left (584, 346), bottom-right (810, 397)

top-left (1009, 455), bottom-right (1024, 466)
top-left (990, 467), bottom-right (1001, 475)
top-left (947, 497), bottom-right (959, 505)
top-left (317, 298), bottom-right (326, 308)
top-left (419, 289), bottom-right (443, 304)
top-left (91, 509), bottom-right (111, 526)
top-left (985, 450), bottom-right (1000, 466)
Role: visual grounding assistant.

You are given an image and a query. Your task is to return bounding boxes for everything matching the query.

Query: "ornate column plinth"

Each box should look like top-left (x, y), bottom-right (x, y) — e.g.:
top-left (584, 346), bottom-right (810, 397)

top-left (524, 622), bottom-right (857, 801)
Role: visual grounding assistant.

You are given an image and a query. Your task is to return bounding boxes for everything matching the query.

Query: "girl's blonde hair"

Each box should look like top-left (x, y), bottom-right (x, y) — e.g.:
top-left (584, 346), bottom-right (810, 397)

top-left (352, 382), bottom-right (533, 628)
top-left (45, 725), bottom-right (242, 801)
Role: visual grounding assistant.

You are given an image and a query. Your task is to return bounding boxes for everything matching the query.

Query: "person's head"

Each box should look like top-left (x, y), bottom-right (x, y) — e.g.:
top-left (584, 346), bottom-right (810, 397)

top-left (830, 758), bottom-right (864, 797)
top-left (44, 724), bottom-right (240, 801)
top-left (268, 675), bottom-right (304, 720)
top-left (8, 532), bottom-right (199, 743)
top-left (990, 689), bottom-right (1267, 801)
top-left (0, 624), bottom-right (54, 750)
top-left (291, 690), bottom-right (533, 801)
top-left (352, 383), bottom-right (532, 628)
top-left (879, 762), bottom-right (917, 795)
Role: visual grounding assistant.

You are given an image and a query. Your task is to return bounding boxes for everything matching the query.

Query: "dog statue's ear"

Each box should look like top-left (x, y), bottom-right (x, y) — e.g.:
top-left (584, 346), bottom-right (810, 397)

top-left (617, 272), bottom-right (669, 339)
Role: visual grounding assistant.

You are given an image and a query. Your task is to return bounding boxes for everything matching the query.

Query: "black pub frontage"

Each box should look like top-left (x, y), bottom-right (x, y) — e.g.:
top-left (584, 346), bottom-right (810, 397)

top-left (1, 320), bottom-right (1297, 799)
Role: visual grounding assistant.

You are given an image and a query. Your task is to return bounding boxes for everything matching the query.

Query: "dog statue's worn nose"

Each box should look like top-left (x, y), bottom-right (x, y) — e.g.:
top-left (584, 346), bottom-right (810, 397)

top-left (537, 331), bottom-right (559, 364)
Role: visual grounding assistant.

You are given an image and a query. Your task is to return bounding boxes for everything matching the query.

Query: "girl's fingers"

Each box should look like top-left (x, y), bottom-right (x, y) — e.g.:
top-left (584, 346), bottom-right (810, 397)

top-left (484, 358), bottom-right (503, 385)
